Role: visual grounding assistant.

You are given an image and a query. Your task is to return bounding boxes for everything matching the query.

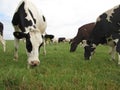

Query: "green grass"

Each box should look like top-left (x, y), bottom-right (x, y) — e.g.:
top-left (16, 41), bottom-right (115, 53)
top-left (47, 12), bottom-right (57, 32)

top-left (0, 40), bottom-right (120, 90)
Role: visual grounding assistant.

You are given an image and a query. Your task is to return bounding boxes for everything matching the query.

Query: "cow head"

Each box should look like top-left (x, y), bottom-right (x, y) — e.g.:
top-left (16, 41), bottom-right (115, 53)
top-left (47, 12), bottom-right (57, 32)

top-left (70, 41), bottom-right (77, 52)
top-left (13, 31), bottom-right (43, 67)
top-left (84, 41), bottom-right (96, 60)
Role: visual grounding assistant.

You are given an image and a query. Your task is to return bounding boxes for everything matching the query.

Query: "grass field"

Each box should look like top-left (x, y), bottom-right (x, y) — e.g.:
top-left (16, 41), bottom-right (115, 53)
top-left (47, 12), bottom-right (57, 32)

top-left (0, 40), bottom-right (120, 90)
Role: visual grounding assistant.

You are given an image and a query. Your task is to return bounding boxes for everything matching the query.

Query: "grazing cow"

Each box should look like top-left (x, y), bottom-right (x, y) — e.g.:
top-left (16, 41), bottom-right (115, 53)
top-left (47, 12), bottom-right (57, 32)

top-left (70, 22), bottom-right (95, 52)
top-left (84, 5), bottom-right (120, 65)
top-left (52, 37), bottom-right (66, 43)
top-left (44, 34), bottom-right (54, 44)
top-left (12, 0), bottom-right (47, 67)
top-left (65, 38), bottom-right (71, 42)
top-left (0, 22), bottom-right (6, 52)
top-left (58, 37), bottom-right (66, 43)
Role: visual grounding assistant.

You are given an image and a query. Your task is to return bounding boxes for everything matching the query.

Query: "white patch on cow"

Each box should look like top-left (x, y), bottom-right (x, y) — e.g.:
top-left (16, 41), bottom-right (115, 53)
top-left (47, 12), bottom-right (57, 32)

top-left (92, 44), bottom-right (97, 48)
top-left (0, 35), bottom-right (6, 52)
top-left (27, 31), bottom-right (42, 65)
top-left (105, 10), bottom-right (114, 22)
top-left (24, 0), bottom-right (47, 34)
top-left (97, 5), bottom-right (119, 22)
top-left (65, 38), bottom-right (71, 42)
top-left (14, 38), bottom-right (19, 60)
top-left (106, 37), bottom-right (116, 60)
top-left (96, 17), bottom-right (101, 22)
top-left (89, 56), bottom-right (91, 60)
top-left (106, 5), bottom-right (119, 22)
top-left (52, 37), bottom-right (58, 44)
top-left (81, 40), bottom-right (87, 47)
top-left (113, 39), bottom-right (119, 44)
top-left (83, 40), bottom-right (89, 47)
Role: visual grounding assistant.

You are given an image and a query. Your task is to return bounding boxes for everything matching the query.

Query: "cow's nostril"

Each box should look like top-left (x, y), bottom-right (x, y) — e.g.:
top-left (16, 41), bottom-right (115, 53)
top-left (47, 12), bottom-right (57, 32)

top-left (33, 63), bottom-right (37, 66)
top-left (30, 61), bottom-right (40, 67)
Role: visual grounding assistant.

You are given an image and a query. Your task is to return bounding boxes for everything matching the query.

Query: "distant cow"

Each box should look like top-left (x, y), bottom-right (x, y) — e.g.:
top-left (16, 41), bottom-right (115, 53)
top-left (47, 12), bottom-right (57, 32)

top-left (58, 37), bottom-right (66, 43)
top-left (52, 37), bottom-right (66, 43)
top-left (65, 38), bottom-right (71, 42)
top-left (84, 5), bottom-right (120, 65)
top-left (70, 22), bottom-right (95, 52)
top-left (0, 22), bottom-right (6, 52)
top-left (12, 0), bottom-right (47, 67)
top-left (44, 34), bottom-right (54, 44)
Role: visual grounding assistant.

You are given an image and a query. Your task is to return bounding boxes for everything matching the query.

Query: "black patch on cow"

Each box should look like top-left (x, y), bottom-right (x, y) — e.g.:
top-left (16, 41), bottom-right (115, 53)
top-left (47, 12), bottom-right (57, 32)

top-left (84, 45), bottom-right (95, 60)
top-left (42, 15), bottom-right (46, 22)
top-left (12, 2), bottom-right (33, 32)
top-left (58, 37), bottom-right (65, 43)
top-left (44, 34), bottom-right (54, 39)
top-left (39, 42), bottom-right (43, 52)
top-left (109, 5), bottom-right (120, 26)
top-left (0, 22), bottom-right (3, 36)
top-left (25, 33), bottom-right (32, 52)
top-left (13, 32), bottom-right (27, 39)
top-left (116, 39), bottom-right (120, 54)
top-left (28, 9), bottom-right (36, 25)
top-left (13, 31), bottom-right (32, 52)
top-left (99, 13), bottom-right (107, 20)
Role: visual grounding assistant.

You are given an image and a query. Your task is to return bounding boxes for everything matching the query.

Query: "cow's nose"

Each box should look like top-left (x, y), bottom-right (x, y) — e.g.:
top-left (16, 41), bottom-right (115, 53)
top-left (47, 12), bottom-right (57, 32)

top-left (30, 61), bottom-right (40, 67)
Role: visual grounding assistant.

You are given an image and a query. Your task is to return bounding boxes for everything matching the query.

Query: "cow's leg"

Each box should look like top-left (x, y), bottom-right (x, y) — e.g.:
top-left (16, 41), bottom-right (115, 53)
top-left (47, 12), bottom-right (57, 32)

top-left (43, 39), bottom-right (46, 55)
top-left (107, 40), bottom-right (116, 60)
top-left (109, 46), bottom-right (116, 60)
top-left (0, 35), bottom-right (6, 52)
top-left (82, 40), bottom-right (87, 47)
top-left (116, 39), bottom-right (120, 65)
top-left (14, 38), bottom-right (20, 60)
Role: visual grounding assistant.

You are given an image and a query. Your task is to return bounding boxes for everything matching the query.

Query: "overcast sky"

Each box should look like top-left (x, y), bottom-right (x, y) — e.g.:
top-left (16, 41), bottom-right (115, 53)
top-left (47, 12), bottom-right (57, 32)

top-left (0, 0), bottom-right (120, 39)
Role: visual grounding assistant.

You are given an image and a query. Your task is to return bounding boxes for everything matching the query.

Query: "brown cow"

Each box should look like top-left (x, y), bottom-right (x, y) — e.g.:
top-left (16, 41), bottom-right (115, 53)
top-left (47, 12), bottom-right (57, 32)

top-left (70, 22), bottom-right (95, 52)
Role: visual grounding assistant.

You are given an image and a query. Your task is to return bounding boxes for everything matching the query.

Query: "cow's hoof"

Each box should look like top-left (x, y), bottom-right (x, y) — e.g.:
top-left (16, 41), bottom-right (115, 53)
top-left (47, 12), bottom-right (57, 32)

top-left (13, 58), bottom-right (18, 61)
top-left (109, 58), bottom-right (115, 61)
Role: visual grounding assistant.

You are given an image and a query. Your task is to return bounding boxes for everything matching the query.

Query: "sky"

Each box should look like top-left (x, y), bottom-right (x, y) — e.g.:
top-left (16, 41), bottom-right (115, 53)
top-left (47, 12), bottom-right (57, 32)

top-left (0, 0), bottom-right (120, 40)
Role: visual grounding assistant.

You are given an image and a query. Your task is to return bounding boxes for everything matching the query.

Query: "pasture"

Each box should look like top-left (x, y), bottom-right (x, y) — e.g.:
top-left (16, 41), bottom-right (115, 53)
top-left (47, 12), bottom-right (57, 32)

top-left (0, 40), bottom-right (120, 90)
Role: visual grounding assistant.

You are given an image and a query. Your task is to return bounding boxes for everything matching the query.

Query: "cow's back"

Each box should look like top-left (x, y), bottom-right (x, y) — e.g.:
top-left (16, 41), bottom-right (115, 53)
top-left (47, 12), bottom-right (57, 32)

top-left (12, 0), bottom-right (47, 34)
top-left (79, 23), bottom-right (95, 39)
top-left (27, 1), bottom-right (47, 34)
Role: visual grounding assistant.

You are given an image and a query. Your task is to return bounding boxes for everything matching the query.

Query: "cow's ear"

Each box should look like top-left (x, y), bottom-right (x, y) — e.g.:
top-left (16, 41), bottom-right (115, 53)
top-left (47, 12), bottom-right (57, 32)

top-left (13, 32), bottom-right (27, 39)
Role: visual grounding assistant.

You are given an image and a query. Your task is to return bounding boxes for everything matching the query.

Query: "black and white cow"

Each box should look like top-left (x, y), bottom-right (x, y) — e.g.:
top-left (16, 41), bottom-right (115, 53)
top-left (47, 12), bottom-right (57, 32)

top-left (44, 34), bottom-right (54, 44)
top-left (12, 0), bottom-right (47, 67)
top-left (0, 22), bottom-right (6, 52)
top-left (84, 5), bottom-right (120, 65)
top-left (58, 37), bottom-right (66, 43)
top-left (52, 37), bottom-right (66, 43)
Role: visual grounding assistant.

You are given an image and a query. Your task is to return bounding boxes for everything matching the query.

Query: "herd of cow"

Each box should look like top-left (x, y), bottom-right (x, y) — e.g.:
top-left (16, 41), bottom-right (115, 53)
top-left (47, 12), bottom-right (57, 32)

top-left (1, 0), bottom-right (120, 68)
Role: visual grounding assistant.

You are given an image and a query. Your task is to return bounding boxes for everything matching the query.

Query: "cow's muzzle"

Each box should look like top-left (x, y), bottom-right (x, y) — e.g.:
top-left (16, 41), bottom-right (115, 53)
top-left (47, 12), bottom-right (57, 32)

top-left (30, 60), bottom-right (40, 67)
